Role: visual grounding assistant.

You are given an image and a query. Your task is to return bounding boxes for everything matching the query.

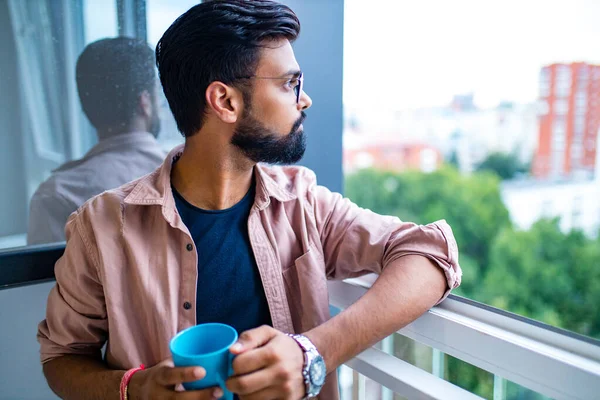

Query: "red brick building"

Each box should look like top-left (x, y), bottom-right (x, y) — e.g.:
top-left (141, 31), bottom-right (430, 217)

top-left (533, 63), bottom-right (600, 178)
top-left (344, 141), bottom-right (442, 173)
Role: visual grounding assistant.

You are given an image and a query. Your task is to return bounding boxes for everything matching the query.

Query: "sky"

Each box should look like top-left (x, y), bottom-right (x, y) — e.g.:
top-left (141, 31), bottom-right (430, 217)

top-left (344, 0), bottom-right (600, 110)
top-left (83, 0), bottom-right (600, 111)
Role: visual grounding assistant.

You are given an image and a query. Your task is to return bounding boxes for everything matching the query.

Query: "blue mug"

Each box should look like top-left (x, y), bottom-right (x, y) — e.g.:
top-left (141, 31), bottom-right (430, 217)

top-left (170, 323), bottom-right (238, 399)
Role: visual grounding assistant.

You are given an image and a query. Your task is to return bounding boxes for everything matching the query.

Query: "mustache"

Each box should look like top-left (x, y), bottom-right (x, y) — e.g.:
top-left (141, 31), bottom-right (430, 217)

top-left (290, 112), bottom-right (307, 134)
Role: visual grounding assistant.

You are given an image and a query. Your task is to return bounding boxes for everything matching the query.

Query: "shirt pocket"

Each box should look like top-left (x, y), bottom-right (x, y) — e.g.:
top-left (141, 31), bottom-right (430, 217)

top-left (282, 247), bottom-right (331, 333)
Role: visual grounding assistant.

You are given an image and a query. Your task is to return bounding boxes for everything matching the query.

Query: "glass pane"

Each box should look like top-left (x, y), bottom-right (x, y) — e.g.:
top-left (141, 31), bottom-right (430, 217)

top-left (343, 0), bottom-right (600, 341)
top-left (0, 1), bottom-right (170, 249)
top-left (146, 0), bottom-right (200, 152)
top-left (83, 0), bottom-right (117, 43)
top-left (146, 0), bottom-right (200, 47)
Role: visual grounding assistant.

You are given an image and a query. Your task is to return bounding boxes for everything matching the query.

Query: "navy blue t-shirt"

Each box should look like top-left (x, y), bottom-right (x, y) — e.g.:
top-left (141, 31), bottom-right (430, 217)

top-left (173, 184), bottom-right (272, 334)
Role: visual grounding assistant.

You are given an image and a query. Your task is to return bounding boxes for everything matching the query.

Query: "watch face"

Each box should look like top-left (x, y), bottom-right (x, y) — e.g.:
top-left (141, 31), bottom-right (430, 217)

top-left (309, 355), bottom-right (327, 387)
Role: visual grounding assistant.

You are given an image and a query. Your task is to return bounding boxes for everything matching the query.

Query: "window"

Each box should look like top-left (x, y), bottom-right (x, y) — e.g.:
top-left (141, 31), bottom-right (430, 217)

top-left (570, 143), bottom-right (583, 165)
top-left (551, 149), bottom-right (565, 176)
top-left (554, 65), bottom-right (572, 98)
top-left (574, 115), bottom-right (586, 135)
top-left (343, 0), bottom-right (600, 355)
top-left (145, 0), bottom-right (200, 152)
top-left (552, 116), bottom-right (567, 145)
top-left (0, 1), bottom-right (108, 249)
top-left (83, 0), bottom-right (118, 43)
top-left (578, 64), bottom-right (589, 81)
top-left (553, 98), bottom-right (569, 115)
top-left (0, 1), bottom-right (205, 250)
top-left (146, 0), bottom-right (200, 46)
top-left (575, 90), bottom-right (587, 113)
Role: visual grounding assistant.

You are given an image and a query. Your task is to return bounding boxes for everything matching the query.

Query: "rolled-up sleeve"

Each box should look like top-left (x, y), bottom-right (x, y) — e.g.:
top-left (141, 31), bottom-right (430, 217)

top-left (310, 182), bottom-right (462, 302)
top-left (37, 211), bottom-right (107, 364)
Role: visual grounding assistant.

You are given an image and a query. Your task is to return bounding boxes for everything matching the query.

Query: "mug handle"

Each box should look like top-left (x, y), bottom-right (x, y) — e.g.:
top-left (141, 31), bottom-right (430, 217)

top-left (216, 375), bottom-right (233, 400)
top-left (215, 352), bottom-right (236, 399)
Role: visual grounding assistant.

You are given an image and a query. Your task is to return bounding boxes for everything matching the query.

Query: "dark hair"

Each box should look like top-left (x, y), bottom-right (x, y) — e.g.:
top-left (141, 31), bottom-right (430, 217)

top-left (76, 37), bottom-right (156, 130)
top-left (156, 0), bottom-right (301, 137)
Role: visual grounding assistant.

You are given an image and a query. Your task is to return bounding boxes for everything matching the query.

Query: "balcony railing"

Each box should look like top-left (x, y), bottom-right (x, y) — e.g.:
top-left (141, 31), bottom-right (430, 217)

top-left (329, 276), bottom-right (600, 400)
top-left (2, 246), bottom-right (600, 399)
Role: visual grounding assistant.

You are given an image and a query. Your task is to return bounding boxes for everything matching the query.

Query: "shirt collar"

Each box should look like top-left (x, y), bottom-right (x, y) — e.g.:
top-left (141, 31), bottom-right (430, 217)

top-left (124, 144), bottom-right (297, 213)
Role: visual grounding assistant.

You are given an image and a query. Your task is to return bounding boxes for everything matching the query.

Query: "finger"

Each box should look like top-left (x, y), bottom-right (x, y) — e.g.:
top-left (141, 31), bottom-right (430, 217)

top-left (227, 366), bottom-right (284, 395)
top-left (231, 325), bottom-right (277, 354)
top-left (157, 365), bottom-right (206, 386)
top-left (231, 345), bottom-right (275, 376)
top-left (174, 386), bottom-right (224, 400)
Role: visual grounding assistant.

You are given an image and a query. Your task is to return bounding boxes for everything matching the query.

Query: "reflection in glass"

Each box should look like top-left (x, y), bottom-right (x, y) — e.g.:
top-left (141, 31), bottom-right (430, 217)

top-left (146, 0), bottom-right (199, 151)
top-left (26, 37), bottom-right (166, 245)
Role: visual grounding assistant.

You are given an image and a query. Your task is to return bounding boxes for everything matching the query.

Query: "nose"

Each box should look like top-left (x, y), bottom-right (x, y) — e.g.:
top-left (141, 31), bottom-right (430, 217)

top-left (298, 90), bottom-right (312, 111)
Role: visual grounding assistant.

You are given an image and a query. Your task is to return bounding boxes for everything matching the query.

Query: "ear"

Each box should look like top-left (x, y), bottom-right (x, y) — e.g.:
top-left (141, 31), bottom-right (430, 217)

top-left (205, 82), bottom-right (244, 124)
top-left (138, 90), bottom-right (152, 118)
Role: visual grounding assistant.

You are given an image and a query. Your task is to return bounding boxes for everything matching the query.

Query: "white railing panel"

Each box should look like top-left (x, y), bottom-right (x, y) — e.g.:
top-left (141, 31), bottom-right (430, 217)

top-left (345, 347), bottom-right (484, 400)
top-left (329, 279), bottom-right (600, 400)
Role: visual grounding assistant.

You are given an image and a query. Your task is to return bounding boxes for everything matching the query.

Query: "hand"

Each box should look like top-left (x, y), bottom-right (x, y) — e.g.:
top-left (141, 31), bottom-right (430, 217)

top-left (128, 358), bottom-right (224, 400)
top-left (226, 325), bottom-right (305, 400)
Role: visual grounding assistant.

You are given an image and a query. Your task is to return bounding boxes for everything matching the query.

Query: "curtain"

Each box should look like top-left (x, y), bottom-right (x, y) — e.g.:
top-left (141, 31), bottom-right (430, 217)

top-left (7, 0), bottom-right (90, 200)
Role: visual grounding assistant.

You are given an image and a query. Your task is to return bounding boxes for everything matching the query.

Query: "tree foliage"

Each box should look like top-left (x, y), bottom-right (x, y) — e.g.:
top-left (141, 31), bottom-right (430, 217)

top-left (345, 166), bottom-right (599, 399)
top-left (476, 152), bottom-right (529, 180)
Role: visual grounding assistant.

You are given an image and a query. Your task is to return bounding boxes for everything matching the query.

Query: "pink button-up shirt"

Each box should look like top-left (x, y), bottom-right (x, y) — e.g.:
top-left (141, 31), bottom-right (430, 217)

top-left (38, 145), bottom-right (461, 399)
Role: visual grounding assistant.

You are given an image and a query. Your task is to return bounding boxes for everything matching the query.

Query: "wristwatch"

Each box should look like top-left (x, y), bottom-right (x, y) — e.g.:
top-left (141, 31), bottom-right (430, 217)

top-left (286, 333), bottom-right (327, 399)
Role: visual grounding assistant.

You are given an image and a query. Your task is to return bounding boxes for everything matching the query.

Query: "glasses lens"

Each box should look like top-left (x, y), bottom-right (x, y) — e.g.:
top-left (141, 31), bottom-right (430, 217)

top-left (296, 75), bottom-right (303, 103)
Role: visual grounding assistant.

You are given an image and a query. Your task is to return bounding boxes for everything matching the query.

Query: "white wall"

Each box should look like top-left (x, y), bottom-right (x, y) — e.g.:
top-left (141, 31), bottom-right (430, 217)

top-left (0, 282), bottom-right (58, 400)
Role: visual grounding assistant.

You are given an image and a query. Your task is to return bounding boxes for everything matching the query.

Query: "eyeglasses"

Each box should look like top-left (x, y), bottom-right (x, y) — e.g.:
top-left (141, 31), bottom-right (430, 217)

top-left (236, 73), bottom-right (304, 104)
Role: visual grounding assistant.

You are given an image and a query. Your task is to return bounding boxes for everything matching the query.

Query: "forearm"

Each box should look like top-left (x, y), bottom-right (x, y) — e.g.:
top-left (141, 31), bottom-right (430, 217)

top-left (43, 355), bottom-right (125, 400)
top-left (305, 255), bottom-right (447, 372)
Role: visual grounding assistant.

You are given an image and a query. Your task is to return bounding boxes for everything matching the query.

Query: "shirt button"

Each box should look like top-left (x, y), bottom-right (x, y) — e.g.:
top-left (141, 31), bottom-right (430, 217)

top-left (186, 243), bottom-right (193, 251)
top-left (183, 301), bottom-right (192, 310)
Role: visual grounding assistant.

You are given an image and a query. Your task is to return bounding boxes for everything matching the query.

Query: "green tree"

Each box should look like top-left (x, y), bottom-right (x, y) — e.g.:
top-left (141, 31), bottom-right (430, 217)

top-left (476, 152), bottom-right (528, 180)
top-left (479, 220), bottom-right (574, 327)
top-left (345, 166), bottom-right (600, 398)
top-left (566, 235), bottom-right (600, 336)
top-left (479, 219), bottom-right (600, 338)
top-left (446, 149), bottom-right (460, 169)
top-left (345, 167), bottom-right (511, 281)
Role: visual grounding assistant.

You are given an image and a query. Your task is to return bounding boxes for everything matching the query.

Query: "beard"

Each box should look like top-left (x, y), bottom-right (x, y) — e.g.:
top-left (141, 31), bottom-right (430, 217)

top-left (231, 107), bottom-right (307, 165)
top-left (148, 95), bottom-right (162, 138)
top-left (149, 111), bottom-right (161, 138)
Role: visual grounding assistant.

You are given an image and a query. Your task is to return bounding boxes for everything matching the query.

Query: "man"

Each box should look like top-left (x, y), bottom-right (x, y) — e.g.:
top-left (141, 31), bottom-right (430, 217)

top-left (27, 37), bottom-right (165, 245)
top-left (38, 1), bottom-right (462, 399)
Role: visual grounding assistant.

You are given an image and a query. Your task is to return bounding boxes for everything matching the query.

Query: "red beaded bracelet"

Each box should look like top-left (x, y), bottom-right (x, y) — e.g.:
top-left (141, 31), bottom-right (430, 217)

top-left (119, 364), bottom-right (145, 400)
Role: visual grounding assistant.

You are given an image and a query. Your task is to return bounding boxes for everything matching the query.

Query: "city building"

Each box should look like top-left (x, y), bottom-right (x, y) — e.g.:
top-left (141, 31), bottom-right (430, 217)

top-left (344, 101), bottom-right (539, 174)
top-left (533, 63), bottom-right (600, 179)
top-left (502, 128), bottom-right (600, 237)
top-left (344, 139), bottom-right (442, 174)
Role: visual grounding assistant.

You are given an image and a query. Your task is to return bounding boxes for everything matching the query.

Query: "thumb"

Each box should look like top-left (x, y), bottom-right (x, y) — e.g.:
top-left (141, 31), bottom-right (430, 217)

top-left (230, 325), bottom-right (276, 354)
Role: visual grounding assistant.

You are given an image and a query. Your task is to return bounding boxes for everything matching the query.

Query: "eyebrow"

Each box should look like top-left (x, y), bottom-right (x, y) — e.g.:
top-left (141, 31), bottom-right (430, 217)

top-left (278, 69), bottom-right (302, 78)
